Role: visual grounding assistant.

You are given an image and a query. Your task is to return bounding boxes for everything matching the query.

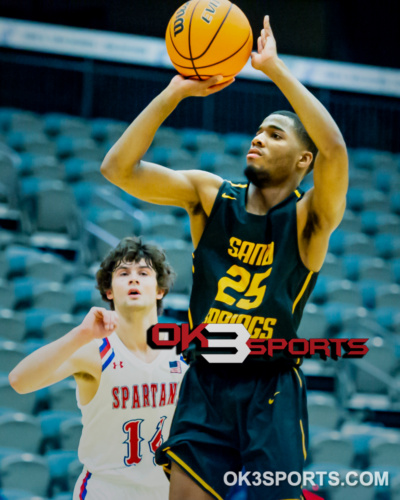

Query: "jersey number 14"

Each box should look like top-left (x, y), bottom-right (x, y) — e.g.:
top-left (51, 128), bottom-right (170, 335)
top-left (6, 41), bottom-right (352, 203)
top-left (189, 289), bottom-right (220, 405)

top-left (123, 417), bottom-right (166, 466)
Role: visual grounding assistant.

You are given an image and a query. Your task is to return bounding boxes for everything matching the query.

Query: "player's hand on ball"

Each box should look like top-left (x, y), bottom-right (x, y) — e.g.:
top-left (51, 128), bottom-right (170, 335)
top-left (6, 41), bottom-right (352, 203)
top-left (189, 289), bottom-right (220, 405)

top-left (251, 15), bottom-right (278, 72)
top-left (168, 74), bottom-right (235, 99)
top-left (80, 307), bottom-right (118, 340)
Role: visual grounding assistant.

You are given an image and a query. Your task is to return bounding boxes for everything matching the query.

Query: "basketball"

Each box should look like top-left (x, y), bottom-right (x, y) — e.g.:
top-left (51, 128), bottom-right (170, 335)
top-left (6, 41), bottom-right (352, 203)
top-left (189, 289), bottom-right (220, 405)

top-left (166, 0), bottom-right (253, 83)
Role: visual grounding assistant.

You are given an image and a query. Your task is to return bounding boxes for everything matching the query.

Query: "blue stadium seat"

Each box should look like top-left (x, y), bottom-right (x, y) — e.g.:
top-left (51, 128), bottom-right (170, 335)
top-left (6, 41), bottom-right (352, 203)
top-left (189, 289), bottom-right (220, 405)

top-left (68, 279), bottom-right (103, 315)
top-left (17, 153), bottom-right (63, 180)
top-left (391, 192), bottom-right (400, 215)
top-left (307, 392), bottom-right (342, 430)
top-left (56, 135), bottom-right (103, 162)
top-left (0, 280), bottom-right (16, 310)
top-left (337, 210), bottom-right (362, 233)
top-left (310, 431), bottom-right (355, 467)
top-left (0, 310), bottom-right (26, 342)
top-left (59, 418), bottom-right (82, 451)
top-left (369, 436), bottom-right (400, 467)
top-left (374, 170), bottom-right (400, 194)
top-left (44, 113), bottom-right (91, 138)
top-left (67, 459), bottom-right (82, 492)
top-left (0, 412), bottom-right (42, 453)
top-left (375, 284), bottom-right (400, 309)
top-left (6, 131), bottom-right (56, 156)
top-left (39, 410), bottom-right (80, 452)
top-left (0, 487), bottom-right (48, 500)
top-left (390, 473), bottom-right (400, 500)
top-left (328, 230), bottom-right (375, 257)
top-left (374, 307), bottom-right (400, 334)
top-left (42, 314), bottom-right (79, 342)
top-left (52, 494), bottom-right (73, 500)
top-left (20, 178), bottom-right (82, 238)
top-left (341, 422), bottom-right (400, 469)
top-left (0, 452), bottom-right (50, 497)
top-left (0, 341), bottom-right (25, 373)
top-left (64, 158), bottom-right (103, 184)
top-left (296, 304), bottom-right (329, 339)
top-left (0, 108), bottom-right (43, 134)
top-left (358, 257), bottom-right (392, 283)
top-left (347, 187), bottom-right (387, 213)
top-left (45, 449), bottom-right (78, 496)
top-left (181, 129), bottom-right (225, 153)
top-left (224, 132), bottom-right (252, 157)
top-left (348, 168), bottom-right (373, 189)
top-left (152, 126), bottom-right (183, 149)
top-left (13, 277), bottom-right (74, 313)
top-left (48, 380), bottom-right (78, 413)
top-left (361, 211), bottom-right (400, 236)
top-left (91, 118), bottom-right (128, 144)
top-left (375, 234), bottom-right (400, 259)
top-left (159, 239), bottom-right (193, 294)
top-left (143, 212), bottom-right (185, 240)
top-left (0, 375), bottom-right (36, 415)
top-left (197, 151), bottom-right (242, 175)
top-left (392, 258), bottom-right (400, 284)
top-left (148, 146), bottom-right (195, 170)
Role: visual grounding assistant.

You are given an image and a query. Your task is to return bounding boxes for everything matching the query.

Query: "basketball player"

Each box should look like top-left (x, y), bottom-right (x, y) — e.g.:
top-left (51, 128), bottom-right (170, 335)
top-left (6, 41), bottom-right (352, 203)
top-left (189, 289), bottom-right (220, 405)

top-left (9, 237), bottom-right (187, 500)
top-left (100, 16), bottom-right (348, 500)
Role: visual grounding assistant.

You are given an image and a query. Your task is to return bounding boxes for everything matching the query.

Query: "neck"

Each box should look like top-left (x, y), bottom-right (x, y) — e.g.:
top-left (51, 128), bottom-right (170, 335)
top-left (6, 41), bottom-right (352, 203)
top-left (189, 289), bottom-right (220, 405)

top-left (114, 306), bottom-right (159, 357)
top-left (246, 180), bottom-right (298, 215)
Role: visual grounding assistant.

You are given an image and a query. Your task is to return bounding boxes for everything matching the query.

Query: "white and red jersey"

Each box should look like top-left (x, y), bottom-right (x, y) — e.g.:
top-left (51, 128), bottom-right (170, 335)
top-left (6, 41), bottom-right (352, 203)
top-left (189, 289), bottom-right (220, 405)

top-left (76, 331), bottom-right (186, 490)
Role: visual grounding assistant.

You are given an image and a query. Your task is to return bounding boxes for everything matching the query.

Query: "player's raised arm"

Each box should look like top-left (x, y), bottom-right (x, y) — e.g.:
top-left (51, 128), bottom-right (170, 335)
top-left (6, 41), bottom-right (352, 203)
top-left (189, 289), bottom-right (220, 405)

top-left (9, 308), bottom-right (118, 394)
top-left (251, 16), bottom-right (348, 231)
top-left (100, 75), bottom-right (233, 212)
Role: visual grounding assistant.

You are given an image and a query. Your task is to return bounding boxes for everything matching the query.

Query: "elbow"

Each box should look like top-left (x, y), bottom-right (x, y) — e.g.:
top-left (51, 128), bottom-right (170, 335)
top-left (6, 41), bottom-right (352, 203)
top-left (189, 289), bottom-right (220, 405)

top-left (100, 151), bottom-right (119, 182)
top-left (8, 370), bottom-right (28, 394)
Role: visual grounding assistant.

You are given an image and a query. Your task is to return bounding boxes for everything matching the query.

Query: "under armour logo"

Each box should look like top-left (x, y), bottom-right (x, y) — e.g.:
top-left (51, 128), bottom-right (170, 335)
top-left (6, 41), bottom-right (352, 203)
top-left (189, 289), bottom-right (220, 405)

top-left (113, 361), bottom-right (124, 369)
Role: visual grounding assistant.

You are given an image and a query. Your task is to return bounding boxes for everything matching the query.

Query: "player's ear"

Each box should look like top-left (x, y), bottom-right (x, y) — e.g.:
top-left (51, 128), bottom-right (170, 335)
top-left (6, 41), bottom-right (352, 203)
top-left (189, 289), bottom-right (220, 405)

top-left (156, 287), bottom-right (166, 300)
top-left (106, 289), bottom-right (113, 300)
top-left (298, 151), bottom-right (313, 172)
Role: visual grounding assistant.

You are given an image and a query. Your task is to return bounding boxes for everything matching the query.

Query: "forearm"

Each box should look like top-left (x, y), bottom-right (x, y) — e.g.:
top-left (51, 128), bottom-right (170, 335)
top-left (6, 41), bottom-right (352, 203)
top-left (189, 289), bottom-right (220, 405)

top-left (101, 87), bottom-right (183, 180)
top-left (265, 59), bottom-right (346, 156)
top-left (9, 326), bottom-right (90, 394)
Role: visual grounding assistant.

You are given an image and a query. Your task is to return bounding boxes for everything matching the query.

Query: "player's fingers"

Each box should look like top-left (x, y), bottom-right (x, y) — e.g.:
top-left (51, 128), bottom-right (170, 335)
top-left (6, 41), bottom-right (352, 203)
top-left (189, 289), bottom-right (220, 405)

top-left (201, 75), bottom-right (223, 88)
top-left (102, 310), bottom-right (115, 330)
top-left (109, 312), bottom-right (119, 331)
top-left (206, 77), bottom-right (235, 94)
top-left (257, 35), bottom-right (263, 53)
top-left (264, 15), bottom-right (271, 33)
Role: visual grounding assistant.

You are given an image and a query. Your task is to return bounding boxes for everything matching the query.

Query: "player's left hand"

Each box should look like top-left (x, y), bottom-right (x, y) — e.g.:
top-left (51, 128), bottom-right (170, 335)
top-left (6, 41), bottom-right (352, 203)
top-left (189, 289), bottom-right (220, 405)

top-left (251, 15), bottom-right (278, 72)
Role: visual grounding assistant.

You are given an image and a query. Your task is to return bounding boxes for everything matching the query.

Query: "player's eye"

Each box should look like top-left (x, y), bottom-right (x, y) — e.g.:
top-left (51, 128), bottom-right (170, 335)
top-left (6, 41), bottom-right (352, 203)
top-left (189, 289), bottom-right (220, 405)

top-left (272, 133), bottom-right (281, 139)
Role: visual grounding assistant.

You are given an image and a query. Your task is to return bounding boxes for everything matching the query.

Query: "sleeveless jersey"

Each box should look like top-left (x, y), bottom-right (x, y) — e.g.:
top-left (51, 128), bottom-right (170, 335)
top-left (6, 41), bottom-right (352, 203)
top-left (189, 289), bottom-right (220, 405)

top-left (77, 331), bottom-right (187, 488)
top-left (188, 180), bottom-right (318, 366)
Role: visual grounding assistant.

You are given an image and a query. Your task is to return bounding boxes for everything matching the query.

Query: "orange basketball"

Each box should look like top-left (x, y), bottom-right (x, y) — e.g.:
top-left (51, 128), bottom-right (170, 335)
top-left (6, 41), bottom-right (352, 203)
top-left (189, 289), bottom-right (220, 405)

top-left (166, 0), bottom-right (253, 83)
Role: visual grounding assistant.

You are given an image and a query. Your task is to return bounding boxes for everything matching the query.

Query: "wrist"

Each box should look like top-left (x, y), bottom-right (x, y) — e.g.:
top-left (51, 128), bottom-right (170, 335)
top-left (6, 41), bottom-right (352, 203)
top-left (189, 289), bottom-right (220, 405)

top-left (69, 325), bottom-right (94, 347)
top-left (260, 57), bottom-right (287, 81)
top-left (162, 84), bottom-right (187, 105)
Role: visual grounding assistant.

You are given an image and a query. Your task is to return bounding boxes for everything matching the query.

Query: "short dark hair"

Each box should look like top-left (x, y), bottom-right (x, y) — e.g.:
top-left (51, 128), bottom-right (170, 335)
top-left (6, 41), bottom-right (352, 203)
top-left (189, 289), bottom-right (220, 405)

top-left (270, 110), bottom-right (318, 174)
top-left (96, 237), bottom-right (176, 314)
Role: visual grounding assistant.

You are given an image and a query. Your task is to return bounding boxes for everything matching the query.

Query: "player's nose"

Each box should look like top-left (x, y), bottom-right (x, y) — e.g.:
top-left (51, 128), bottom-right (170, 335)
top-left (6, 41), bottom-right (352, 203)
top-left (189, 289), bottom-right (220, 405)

top-left (251, 134), bottom-right (265, 148)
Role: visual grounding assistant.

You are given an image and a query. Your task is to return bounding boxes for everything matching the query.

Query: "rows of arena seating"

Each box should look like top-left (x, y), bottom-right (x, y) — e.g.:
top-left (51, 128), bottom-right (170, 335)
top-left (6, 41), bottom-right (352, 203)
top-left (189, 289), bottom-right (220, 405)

top-left (1, 108), bottom-right (400, 500)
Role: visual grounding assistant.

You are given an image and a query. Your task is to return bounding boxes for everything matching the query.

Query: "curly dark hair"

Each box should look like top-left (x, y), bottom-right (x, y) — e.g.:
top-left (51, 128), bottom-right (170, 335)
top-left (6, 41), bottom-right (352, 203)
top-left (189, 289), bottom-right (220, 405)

top-left (96, 237), bottom-right (176, 314)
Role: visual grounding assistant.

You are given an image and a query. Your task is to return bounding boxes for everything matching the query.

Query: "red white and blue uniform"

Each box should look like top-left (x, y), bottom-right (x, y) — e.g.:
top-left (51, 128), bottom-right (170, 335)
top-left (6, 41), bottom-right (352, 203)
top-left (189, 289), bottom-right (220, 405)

top-left (73, 332), bottom-right (186, 500)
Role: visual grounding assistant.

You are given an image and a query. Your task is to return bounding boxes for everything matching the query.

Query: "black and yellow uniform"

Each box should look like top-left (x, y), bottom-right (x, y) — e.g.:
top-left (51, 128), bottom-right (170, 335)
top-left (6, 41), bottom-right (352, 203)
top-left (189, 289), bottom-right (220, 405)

top-left (156, 180), bottom-right (317, 500)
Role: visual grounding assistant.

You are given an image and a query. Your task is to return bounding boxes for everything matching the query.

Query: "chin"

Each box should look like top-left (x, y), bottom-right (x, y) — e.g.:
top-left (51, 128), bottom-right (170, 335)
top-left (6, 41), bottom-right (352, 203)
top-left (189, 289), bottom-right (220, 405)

top-left (244, 165), bottom-right (271, 188)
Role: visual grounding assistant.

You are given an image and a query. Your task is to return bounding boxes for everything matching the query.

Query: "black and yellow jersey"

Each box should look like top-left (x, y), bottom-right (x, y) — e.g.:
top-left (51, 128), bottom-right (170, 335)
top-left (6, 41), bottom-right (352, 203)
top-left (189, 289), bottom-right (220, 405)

top-left (188, 179), bottom-right (318, 365)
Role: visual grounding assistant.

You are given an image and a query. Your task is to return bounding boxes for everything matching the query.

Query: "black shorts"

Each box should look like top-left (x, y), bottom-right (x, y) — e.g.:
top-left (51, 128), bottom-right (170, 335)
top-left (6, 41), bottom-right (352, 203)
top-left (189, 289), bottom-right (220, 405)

top-left (156, 361), bottom-right (308, 500)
